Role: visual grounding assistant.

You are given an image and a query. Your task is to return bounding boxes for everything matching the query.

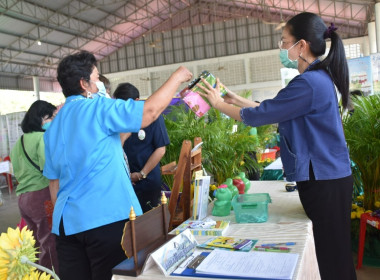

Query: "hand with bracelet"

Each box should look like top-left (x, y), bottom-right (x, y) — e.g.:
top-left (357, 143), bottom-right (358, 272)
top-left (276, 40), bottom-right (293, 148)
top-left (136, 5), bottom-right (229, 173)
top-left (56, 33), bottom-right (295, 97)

top-left (130, 170), bottom-right (147, 184)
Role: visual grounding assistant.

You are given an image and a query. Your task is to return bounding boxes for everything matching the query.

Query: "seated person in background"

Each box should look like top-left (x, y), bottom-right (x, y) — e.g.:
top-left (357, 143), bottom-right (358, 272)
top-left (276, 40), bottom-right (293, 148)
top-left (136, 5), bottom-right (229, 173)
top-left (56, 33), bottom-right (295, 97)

top-left (113, 83), bottom-right (170, 213)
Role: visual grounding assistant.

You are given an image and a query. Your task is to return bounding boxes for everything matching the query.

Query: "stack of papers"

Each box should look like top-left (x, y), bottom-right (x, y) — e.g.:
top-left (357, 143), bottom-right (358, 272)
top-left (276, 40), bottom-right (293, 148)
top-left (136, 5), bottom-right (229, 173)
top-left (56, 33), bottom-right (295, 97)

top-left (172, 249), bottom-right (299, 280)
top-left (196, 249), bottom-right (299, 279)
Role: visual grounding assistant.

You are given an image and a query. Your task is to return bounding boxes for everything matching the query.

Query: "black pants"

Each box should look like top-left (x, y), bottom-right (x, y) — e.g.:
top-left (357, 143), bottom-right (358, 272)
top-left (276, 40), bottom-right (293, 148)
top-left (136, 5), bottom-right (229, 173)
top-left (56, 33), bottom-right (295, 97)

top-left (297, 170), bottom-right (356, 280)
top-left (56, 219), bottom-right (127, 280)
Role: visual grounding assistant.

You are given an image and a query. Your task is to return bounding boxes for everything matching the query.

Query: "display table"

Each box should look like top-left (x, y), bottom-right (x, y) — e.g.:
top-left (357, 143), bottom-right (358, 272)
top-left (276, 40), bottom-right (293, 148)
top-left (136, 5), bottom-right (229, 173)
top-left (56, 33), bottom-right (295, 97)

top-left (112, 181), bottom-right (321, 280)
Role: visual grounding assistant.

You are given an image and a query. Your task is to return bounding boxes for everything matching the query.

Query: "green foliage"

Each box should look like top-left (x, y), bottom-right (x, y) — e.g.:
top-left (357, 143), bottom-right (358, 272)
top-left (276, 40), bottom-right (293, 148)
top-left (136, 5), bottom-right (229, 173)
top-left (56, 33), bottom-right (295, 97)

top-left (162, 105), bottom-right (272, 186)
top-left (343, 94), bottom-right (380, 210)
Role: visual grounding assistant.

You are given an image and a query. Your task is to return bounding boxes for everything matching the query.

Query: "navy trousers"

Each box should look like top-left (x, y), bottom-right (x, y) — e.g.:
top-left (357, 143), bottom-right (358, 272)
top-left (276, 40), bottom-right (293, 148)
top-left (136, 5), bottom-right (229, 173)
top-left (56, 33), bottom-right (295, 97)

top-left (56, 219), bottom-right (127, 280)
top-left (297, 172), bottom-right (356, 280)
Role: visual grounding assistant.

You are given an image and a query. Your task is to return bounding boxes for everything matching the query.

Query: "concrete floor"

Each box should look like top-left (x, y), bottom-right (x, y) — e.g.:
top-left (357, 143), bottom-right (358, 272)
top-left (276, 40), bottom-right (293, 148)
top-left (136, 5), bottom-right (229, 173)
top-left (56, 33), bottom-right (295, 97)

top-left (1, 185), bottom-right (379, 279)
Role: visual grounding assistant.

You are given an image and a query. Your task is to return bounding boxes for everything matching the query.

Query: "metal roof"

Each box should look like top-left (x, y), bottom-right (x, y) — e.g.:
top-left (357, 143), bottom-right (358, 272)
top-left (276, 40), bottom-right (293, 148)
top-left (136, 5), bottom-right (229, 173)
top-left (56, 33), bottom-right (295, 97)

top-left (0, 0), bottom-right (376, 80)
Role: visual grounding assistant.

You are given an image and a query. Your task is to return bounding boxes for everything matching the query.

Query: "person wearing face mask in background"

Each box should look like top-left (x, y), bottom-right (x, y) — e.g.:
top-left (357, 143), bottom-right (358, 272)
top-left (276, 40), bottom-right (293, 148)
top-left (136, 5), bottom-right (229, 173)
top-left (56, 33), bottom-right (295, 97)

top-left (10, 100), bottom-right (59, 274)
top-left (43, 50), bottom-right (192, 280)
top-left (198, 12), bottom-right (355, 280)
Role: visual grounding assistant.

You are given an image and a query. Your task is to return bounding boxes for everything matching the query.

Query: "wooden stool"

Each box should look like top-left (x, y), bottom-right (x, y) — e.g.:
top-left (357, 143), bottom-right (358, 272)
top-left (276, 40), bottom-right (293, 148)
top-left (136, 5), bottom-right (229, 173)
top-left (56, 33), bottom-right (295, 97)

top-left (356, 212), bottom-right (380, 269)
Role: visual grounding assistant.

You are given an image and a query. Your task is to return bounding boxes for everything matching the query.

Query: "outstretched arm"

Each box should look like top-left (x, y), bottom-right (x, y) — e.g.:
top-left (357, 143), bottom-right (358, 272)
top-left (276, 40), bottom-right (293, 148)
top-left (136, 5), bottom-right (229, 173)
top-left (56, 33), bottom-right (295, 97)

top-left (198, 78), bottom-right (259, 121)
top-left (141, 67), bottom-right (192, 128)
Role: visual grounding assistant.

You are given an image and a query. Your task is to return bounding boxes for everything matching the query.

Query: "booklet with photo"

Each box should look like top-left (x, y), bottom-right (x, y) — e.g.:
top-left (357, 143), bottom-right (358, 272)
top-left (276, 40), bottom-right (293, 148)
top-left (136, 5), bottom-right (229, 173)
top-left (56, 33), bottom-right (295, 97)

top-left (169, 218), bottom-right (230, 236)
top-left (197, 236), bottom-right (257, 252)
top-left (149, 229), bottom-right (198, 276)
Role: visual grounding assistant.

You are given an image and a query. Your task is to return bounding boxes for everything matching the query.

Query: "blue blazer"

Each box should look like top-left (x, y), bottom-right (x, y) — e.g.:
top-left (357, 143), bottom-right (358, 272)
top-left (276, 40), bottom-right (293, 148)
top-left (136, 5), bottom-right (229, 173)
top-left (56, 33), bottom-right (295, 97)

top-left (241, 67), bottom-right (351, 182)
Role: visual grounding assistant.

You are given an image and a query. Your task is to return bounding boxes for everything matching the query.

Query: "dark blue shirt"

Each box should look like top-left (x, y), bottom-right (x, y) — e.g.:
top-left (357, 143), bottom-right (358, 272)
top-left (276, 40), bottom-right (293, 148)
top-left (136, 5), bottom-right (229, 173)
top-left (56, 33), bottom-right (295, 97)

top-left (241, 67), bottom-right (351, 182)
top-left (123, 115), bottom-right (169, 211)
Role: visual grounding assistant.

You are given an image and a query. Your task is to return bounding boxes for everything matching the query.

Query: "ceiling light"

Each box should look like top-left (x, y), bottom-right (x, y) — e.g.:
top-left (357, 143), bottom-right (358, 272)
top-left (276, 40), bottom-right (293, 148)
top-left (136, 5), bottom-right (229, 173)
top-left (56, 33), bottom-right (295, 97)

top-left (37, 40), bottom-right (42, 46)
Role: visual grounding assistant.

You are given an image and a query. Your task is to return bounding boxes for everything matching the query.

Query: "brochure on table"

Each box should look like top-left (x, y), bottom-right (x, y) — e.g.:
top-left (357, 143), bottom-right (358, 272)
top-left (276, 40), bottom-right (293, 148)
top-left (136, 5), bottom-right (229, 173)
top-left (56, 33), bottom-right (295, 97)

top-left (192, 171), bottom-right (210, 221)
top-left (143, 229), bottom-right (198, 276)
top-left (169, 218), bottom-right (230, 236)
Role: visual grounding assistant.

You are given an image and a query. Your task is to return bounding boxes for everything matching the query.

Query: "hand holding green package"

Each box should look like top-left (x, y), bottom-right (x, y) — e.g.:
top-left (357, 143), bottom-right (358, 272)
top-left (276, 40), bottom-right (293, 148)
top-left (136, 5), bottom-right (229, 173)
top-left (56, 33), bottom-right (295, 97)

top-left (180, 71), bottom-right (227, 117)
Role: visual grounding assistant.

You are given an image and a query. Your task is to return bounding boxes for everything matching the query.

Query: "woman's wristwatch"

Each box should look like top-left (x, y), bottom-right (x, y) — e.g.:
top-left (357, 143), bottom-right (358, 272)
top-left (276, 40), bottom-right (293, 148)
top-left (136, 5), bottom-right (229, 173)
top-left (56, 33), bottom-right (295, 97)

top-left (139, 170), bottom-right (147, 179)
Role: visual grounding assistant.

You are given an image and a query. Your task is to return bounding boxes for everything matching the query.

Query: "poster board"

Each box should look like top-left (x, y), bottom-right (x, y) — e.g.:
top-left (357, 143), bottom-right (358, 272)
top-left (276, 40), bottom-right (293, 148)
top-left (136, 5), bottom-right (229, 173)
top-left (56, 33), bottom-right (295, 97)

top-left (348, 56), bottom-right (373, 96)
top-left (370, 53), bottom-right (380, 95)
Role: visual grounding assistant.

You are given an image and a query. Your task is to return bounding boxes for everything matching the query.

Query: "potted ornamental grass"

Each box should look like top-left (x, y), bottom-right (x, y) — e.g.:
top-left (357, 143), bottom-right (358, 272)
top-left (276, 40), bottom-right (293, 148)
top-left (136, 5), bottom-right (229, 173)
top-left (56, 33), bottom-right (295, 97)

top-left (343, 94), bottom-right (380, 211)
top-left (162, 104), bottom-right (275, 186)
top-left (343, 94), bottom-right (380, 266)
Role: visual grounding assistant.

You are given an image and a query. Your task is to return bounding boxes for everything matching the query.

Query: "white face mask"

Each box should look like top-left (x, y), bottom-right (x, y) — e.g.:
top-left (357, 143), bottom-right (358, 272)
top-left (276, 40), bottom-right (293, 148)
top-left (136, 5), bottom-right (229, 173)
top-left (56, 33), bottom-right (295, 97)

top-left (92, 81), bottom-right (108, 99)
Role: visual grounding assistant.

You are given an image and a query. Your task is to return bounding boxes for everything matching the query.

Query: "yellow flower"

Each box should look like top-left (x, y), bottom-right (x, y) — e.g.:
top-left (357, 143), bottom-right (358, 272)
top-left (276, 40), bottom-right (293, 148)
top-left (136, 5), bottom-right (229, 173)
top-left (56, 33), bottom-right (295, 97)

top-left (365, 210), bottom-right (373, 213)
top-left (240, 161), bottom-right (245, 166)
top-left (210, 185), bottom-right (218, 191)
top-left (0, 227), bottom-right (38, 280)
top-left (22, 271), bottom-right (52, 280)
top-left (351, 212), bottom-right (356, 219)
top-left (356, 211), bottom-right (364, 219)
top-left (351, 204), bottom-right (358, 210)
top-left (357, 207), bottom-right (365, 213)
top-left (357, 195), bottom-right (364, 201)
top-left (374, 201), bottom-right (380, 208)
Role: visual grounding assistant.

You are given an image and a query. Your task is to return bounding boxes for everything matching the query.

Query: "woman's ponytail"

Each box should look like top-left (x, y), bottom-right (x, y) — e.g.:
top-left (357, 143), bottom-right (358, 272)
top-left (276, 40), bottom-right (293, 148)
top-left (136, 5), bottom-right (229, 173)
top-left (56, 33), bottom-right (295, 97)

top-left (287, 13), bottom-right (350, 109)
top-left (318, 30), bottom-right (349, 108)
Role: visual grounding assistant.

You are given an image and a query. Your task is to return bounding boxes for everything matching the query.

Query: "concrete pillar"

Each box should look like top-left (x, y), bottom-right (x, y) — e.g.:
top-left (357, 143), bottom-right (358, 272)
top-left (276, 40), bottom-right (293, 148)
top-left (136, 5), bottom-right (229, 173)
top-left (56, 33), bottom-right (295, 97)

top-left (376, 2), bottom-right (380, 53)
top-left (368, 22), bottom-right (377, 54)
top-left (244, 58), bottom-right (251, 85)
top-left (33, 76), bottom-right (40, 100)
top-left (362, 36), bottom-right (370, 56)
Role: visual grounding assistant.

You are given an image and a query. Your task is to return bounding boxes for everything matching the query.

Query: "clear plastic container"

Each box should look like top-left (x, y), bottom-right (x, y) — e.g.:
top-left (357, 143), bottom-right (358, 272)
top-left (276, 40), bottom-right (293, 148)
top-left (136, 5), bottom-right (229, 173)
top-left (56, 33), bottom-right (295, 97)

top-left (231, 193), bottom-right (271, 223)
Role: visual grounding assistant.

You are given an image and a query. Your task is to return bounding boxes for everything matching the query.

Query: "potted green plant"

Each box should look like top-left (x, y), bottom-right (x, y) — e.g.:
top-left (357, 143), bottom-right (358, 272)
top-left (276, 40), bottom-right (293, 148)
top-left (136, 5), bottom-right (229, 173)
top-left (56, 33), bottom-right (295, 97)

top-left (343, 94), bottom-right (380, 211)
top-left (162, 104), bottom-right (274, 186)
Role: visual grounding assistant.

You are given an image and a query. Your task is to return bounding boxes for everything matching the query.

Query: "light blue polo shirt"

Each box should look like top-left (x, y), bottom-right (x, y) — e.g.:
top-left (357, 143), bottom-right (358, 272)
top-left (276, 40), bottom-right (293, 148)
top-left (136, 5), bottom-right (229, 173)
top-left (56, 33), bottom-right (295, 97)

top-left (43, 95), bottom-right (144, 235)
top-left (241, 66), bottom-right (351, 182)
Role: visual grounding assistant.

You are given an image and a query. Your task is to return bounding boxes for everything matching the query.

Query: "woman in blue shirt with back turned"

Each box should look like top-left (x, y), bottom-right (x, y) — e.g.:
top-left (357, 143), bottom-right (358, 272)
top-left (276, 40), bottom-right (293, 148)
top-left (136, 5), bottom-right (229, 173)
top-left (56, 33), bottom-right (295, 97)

top-left (200, 12), bottom-right (355, 280)
top-left (43, 50), bottom-right (192, 280)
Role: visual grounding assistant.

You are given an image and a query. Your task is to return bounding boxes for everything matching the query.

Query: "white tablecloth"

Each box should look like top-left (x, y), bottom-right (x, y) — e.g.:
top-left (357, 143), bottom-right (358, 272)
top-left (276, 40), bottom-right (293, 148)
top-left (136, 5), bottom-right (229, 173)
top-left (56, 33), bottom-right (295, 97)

top-left (113, 181), bottom-right (321, 280)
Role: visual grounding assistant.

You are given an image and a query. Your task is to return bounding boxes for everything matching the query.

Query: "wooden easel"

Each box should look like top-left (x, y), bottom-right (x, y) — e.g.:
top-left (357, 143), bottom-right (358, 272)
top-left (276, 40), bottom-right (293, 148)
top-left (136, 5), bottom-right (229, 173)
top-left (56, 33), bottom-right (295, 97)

top-left (112, 193), bottom-right (173, 277)
top-left (161, 137), bottom-right (202, 229)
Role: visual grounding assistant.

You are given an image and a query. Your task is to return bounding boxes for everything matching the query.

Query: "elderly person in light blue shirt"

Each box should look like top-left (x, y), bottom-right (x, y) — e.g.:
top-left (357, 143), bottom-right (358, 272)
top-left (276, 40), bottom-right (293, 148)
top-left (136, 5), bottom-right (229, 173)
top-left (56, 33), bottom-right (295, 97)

top-left (199, 12), bottom-right (356, 280)
top-left (43, 50), bottom-right (192, 280)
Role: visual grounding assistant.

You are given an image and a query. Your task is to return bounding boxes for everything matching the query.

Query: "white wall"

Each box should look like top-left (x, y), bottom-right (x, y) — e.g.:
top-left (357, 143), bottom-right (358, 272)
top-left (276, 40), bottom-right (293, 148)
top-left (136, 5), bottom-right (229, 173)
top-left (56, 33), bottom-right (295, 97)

top-left (105, 36), bottom-right (367, 101)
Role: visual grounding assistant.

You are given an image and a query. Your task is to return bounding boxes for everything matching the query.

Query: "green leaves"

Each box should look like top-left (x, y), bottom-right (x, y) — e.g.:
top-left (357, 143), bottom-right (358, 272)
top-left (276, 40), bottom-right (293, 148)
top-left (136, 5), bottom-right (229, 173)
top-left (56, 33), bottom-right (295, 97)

top-left (162, 105), bottom-right (264, 185)
top-left (343, 94), bottom-right (380, 210)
